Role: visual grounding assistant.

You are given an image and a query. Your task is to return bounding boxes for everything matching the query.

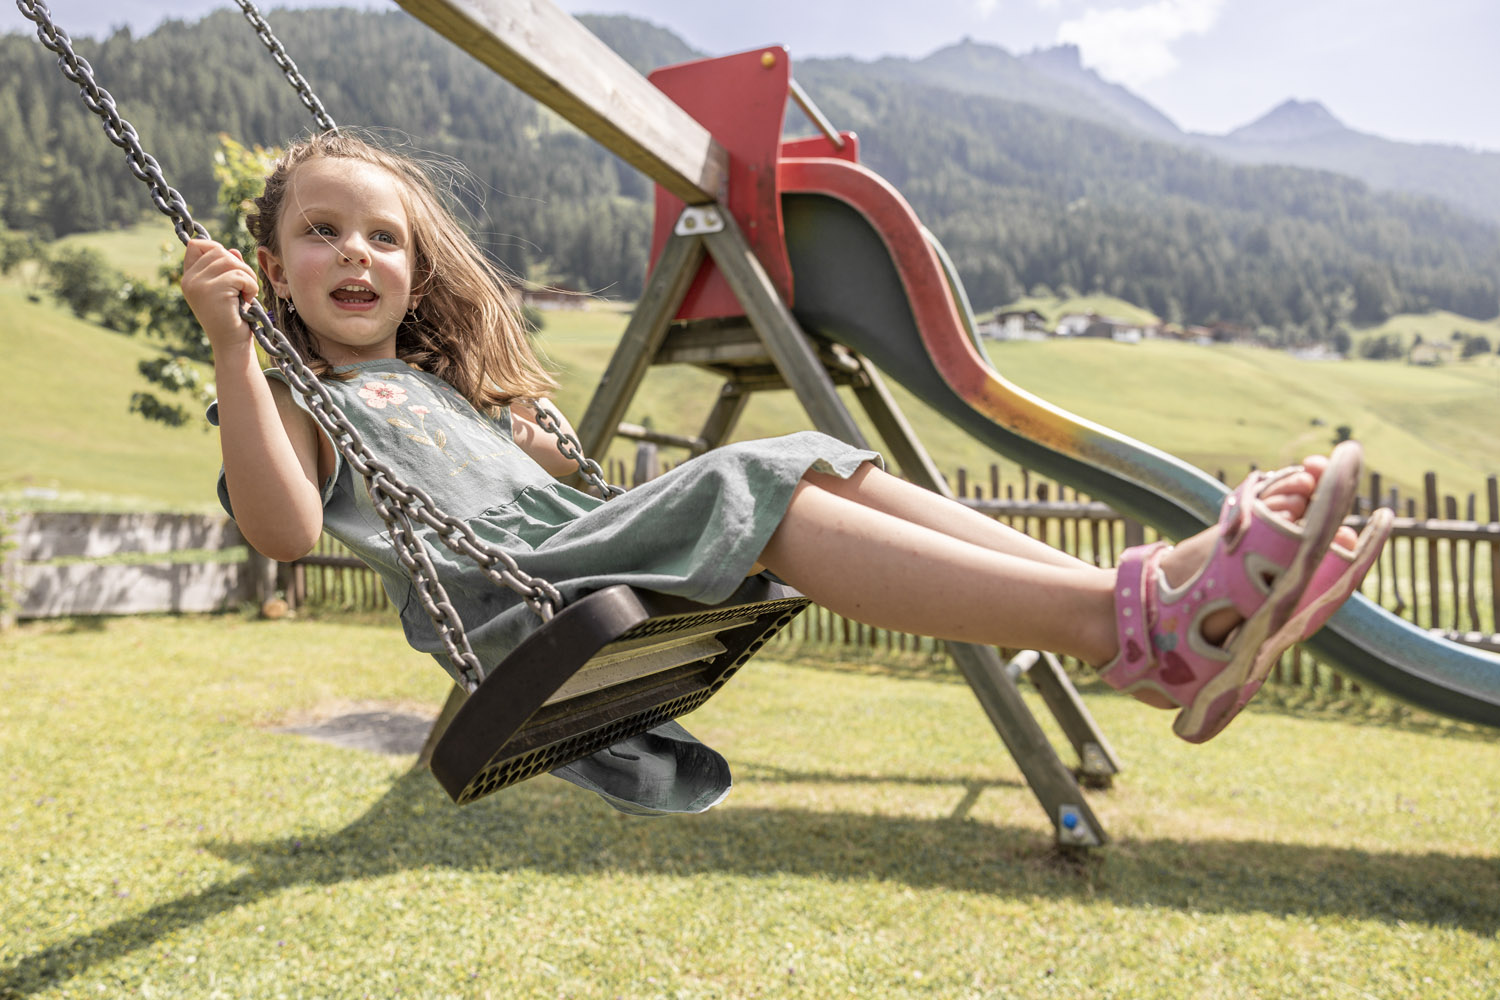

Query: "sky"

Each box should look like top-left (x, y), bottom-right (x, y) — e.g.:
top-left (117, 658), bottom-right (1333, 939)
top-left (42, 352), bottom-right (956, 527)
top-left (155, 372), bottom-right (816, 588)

top-left (6, 0), bottom-right (1498, 152)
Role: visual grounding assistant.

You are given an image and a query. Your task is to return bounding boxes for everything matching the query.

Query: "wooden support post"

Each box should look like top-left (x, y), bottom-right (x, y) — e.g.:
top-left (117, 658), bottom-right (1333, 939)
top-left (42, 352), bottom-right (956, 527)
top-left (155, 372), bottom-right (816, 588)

top-left (393, 0), bottom-right (728, 205)
top-left (575, 232), bottom-right (706, 463)
top-left (699, 382), bottom-right (752, 450)
top-left (847, 360), bottom-right (951, 492)
top-left (1013, 650), bottom-right (1122, 786)
top-left (843, 360), bottom-right (1116, 841)
top-left (951, 643), bottom-right (1105, 847)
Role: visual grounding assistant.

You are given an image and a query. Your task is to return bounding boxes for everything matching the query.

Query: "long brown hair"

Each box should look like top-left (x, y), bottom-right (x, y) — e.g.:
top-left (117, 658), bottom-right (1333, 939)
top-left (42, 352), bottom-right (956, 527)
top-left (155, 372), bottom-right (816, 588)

top-left (245, 130), bottom-right (556, 409)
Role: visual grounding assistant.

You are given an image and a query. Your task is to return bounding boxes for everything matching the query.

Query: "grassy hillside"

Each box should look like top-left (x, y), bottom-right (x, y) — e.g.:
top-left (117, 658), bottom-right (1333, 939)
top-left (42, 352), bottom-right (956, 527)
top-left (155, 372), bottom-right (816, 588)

top-left (984, 338), bottom-right (1500, 499)
top-left (53, 219), bottom-right (183, 282)
top-left (7, 232), bottom-right (1499, 511)
top-left (2, 277), bottom-right (224, 511)
top-left (1351, 309), bottom-right (1500, 352)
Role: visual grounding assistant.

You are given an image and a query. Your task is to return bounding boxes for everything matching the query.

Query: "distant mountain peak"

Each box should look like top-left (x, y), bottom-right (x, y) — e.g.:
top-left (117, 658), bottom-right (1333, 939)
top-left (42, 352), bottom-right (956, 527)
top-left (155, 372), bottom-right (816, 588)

top-left (1017, 43), bottom-right (1183, 140)
top-left (1023, 43), bottom-right (1083, 72)
top-left (1228, 99), bottom-right (1346, 143)
top-left (922, 36), bottom-right (1017, 65)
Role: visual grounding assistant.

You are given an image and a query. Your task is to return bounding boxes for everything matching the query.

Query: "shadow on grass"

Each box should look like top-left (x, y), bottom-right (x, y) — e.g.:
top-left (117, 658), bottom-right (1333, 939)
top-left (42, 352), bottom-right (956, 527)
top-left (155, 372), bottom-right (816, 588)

top-left (5, 766), bottom-right (1497, 997)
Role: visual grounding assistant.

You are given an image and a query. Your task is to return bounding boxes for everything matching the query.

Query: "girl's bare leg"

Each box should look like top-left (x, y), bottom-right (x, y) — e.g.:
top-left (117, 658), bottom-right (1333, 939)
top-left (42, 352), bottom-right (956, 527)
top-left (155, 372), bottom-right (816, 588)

top-left (756, 479), bottom-right (1119, 662)
top-left (800, 464), bottom-right (1086, 568)
top-left (799, 460), bottom-right (1348, 569)
top-left (758, 457), bottom-right (1352, 668)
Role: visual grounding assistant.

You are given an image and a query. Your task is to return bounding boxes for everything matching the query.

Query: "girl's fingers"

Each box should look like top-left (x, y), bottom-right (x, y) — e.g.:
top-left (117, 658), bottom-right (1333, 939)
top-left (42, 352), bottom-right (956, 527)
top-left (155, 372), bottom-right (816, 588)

top-left (189, 246), bottom-right (258, 295)
top-left (181, 240), bottom-right (261, 348)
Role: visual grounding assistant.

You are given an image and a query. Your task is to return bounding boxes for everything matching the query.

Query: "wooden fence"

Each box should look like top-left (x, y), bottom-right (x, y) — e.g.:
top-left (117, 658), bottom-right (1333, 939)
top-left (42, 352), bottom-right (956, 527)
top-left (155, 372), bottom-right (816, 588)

top-left (0, 511), bottom-right (276, 627)
top-left (6, 464), bottom-right (1498, 695)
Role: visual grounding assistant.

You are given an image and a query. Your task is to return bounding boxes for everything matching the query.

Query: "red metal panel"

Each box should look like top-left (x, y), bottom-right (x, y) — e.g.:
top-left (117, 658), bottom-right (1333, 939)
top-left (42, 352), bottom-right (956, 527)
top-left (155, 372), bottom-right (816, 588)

top-left (648, 48), bottom-right (794, 320)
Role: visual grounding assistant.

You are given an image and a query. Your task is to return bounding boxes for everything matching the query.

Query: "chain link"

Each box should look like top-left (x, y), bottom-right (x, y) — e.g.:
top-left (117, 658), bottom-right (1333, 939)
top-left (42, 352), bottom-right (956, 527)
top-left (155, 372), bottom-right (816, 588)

top-left (230, 0), bottom-right (338, 134)
top-left (17, 1), bottom-right (208, 246)
top-left (15, 0), bottom-right (584, 691)
top-left (530, 403), bottom-right (626, 499)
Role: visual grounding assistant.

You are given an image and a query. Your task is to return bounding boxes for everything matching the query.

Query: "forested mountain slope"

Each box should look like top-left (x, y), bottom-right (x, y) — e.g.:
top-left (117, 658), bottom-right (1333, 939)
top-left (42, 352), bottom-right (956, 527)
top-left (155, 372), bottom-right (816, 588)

top-left (2, 8), bottom-right (1496, 335)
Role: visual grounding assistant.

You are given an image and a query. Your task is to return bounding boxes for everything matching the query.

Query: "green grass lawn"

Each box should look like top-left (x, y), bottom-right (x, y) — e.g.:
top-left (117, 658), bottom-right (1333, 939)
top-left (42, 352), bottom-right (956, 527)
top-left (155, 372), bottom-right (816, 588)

top-left (2, 613), bottom-right (1498, 998)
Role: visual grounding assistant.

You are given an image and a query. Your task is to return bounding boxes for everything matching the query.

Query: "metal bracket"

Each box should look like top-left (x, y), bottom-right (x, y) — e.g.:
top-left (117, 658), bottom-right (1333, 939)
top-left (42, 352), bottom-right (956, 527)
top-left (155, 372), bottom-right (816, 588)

top-left (675, 205), bottom-right (726, 236)
top-left (1056, 804), bottom-right (1102, 848)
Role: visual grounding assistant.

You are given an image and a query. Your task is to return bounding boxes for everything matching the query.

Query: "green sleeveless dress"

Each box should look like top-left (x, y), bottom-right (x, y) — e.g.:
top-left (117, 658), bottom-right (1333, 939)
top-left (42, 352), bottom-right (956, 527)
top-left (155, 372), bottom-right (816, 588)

top-left (213, 358), bottom-right (880, 815)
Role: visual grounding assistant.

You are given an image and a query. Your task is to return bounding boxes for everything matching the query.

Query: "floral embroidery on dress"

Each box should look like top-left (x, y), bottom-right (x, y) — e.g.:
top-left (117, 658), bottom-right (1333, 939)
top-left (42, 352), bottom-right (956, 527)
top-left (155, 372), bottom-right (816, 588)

top-left (371, 373), bottom-right (515, 476)
top-left (359, 381), bottom-right (408, 408)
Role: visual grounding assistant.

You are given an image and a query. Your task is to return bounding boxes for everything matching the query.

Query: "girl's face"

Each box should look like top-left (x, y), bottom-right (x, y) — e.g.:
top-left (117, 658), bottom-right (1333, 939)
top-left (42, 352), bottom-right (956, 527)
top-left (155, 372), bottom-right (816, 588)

top-left (258, 157), bottom-right (420, 365)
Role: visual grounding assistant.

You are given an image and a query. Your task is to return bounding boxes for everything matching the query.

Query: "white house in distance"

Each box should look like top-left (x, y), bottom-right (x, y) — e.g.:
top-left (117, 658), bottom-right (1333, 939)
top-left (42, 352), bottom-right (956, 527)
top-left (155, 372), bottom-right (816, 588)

top-left (1055, 312), bottom-right (1092, 337)
top-left (1055, 312), bottom-right (1151, 343)
top-left (977, 308), bottom-right (1049, 340)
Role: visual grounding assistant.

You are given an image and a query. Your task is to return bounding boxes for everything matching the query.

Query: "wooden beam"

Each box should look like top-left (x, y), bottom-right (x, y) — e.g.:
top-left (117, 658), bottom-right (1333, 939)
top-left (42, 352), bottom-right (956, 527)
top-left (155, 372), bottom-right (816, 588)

top-left (394, 0), bottom-right (728, 204)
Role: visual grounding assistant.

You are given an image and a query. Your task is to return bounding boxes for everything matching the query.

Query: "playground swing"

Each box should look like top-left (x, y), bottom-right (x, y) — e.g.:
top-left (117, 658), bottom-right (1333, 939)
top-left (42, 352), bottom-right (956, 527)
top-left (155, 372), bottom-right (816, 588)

top-left (18, 0), bottom-right (812, 805)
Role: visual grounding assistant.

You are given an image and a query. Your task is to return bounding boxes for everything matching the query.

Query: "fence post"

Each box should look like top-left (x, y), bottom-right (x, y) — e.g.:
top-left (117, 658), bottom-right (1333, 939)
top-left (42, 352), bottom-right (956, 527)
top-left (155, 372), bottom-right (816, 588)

top-left (1424, 473), bottom-right (1440, 628)
top-left (632, 441), bottom-right (660, 486)
top-left (0, 512), bottom-right (24, 631)
top-left (1489, 476), bottom-right (1499, 633)
top-left (245, 548), bottom-right (283, 618)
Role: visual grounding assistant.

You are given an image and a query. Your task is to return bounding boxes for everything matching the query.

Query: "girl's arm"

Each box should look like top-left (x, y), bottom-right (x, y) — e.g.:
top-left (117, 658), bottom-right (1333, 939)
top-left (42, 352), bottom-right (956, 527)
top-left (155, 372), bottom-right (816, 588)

top-left (182, 239), bottom-right (326, 562)
top-left (510, 399), bottom-right (586, 479)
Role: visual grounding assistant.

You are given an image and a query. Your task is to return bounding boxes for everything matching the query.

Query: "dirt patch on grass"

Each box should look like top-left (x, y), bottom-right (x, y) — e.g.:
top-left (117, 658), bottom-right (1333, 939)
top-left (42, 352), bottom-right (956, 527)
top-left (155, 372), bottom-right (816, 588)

top-left (268, 699), bottom-right (440, 756)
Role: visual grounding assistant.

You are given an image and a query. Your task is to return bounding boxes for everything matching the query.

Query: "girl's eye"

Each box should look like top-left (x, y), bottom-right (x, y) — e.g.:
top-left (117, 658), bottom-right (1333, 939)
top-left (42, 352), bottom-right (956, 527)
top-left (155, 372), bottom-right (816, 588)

top-left (373, 232), bottom-right (397, 245)
top-left (310, 223), bottom-right (336, 238)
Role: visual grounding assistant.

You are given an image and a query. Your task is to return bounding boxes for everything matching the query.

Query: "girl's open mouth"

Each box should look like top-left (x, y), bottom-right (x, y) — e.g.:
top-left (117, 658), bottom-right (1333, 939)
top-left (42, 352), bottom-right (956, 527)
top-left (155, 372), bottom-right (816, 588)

top-left (331, 284), bottom-right (378, 309)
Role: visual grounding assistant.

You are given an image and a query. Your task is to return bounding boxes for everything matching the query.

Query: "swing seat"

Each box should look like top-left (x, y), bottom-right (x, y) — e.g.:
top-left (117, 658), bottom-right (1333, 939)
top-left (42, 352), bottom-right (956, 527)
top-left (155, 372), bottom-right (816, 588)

top-left (429, 577), bottom-right (809, 804)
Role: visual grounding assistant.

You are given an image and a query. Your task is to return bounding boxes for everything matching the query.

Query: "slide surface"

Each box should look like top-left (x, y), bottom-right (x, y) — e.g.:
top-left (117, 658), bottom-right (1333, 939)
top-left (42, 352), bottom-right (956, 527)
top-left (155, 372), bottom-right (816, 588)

top-left (777, 156), bottom-right (1500, 727)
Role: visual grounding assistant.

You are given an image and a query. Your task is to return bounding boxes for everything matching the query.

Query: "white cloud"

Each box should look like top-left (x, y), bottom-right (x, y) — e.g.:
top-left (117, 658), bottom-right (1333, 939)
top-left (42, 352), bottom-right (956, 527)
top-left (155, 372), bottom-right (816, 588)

top-left (1057, 0), bottom-right (1225, 86)
top-left (974, 0), bottom-right (1000, 17)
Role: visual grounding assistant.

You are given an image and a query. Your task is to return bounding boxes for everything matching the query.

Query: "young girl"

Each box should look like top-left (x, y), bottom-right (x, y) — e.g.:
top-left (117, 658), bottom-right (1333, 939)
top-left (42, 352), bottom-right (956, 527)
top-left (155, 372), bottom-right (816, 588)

top-left (183, 131), bottom-right (1389, 815)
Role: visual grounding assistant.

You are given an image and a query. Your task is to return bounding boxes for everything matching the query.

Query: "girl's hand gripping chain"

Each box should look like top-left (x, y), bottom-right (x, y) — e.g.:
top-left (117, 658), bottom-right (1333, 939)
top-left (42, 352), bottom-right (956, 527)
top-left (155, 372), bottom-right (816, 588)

top-left (182, 239), bottom-right (261, 354)
top-left (182, 237), bottom-right (326, 562)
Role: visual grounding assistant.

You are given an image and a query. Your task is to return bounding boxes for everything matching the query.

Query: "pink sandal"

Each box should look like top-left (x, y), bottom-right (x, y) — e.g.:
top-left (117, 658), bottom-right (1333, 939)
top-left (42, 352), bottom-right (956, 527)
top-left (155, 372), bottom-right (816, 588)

top-left (1099, 441), bottom-right (1366, 742)
top-left (1224, 501), bottom-right (1395, 714)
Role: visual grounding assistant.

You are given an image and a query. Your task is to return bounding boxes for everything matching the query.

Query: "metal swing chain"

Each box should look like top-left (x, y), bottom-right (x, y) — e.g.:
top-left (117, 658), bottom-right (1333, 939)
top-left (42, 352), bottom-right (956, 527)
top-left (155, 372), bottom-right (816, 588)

top-left (16, 0), bottom-right (208, 245)
top-left (229, 0), bottom-right (337, 134)
top-left (529, 403), bottom-right (626, 499)
top-left (15, 0), bottom-right (575, 691)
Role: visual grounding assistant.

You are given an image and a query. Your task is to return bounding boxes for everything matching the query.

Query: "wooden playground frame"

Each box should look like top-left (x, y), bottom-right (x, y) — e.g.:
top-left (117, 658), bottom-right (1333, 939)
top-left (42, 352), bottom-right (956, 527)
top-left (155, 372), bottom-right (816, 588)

top-left (395, 0), bottom-right (1120, 846)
